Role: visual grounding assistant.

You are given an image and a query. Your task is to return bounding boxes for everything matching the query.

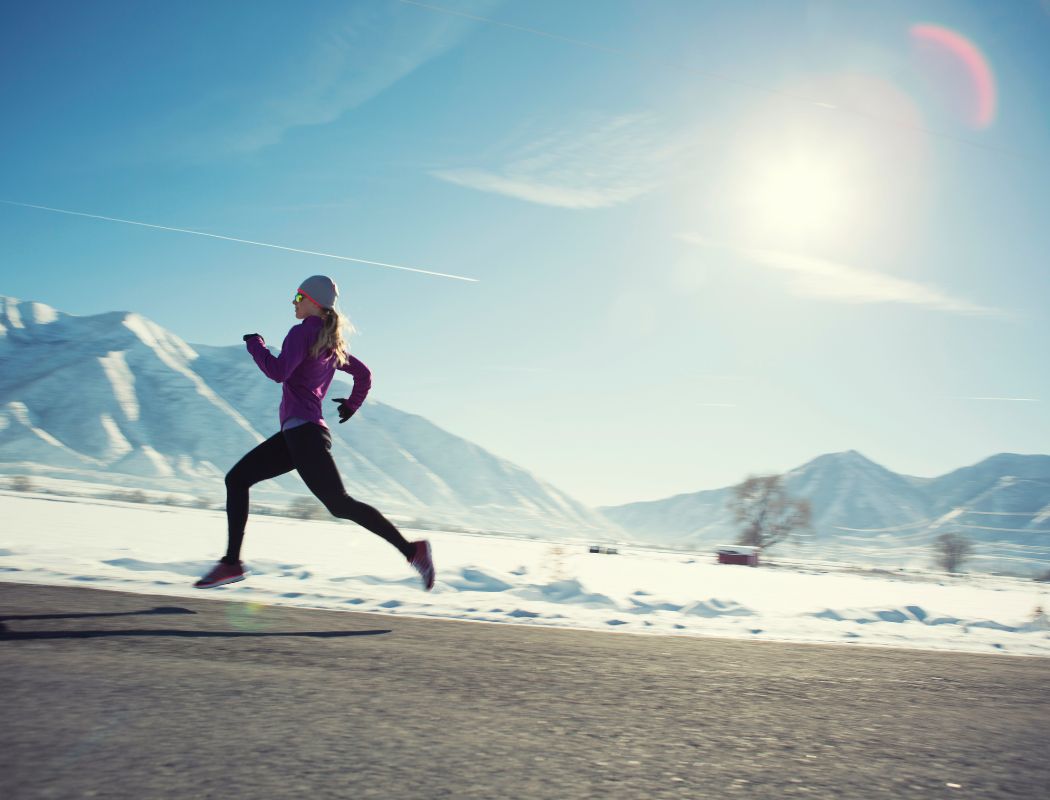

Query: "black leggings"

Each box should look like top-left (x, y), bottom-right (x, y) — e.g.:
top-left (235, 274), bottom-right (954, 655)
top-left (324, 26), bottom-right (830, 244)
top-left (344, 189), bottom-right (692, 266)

top-left (223, 423), bottom-right (414, 562)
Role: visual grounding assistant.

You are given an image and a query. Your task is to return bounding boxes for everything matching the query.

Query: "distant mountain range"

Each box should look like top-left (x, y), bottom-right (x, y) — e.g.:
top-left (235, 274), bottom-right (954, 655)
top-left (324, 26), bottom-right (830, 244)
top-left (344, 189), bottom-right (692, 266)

top-left (3, 294), bottom-right (1048, 574)
top-left (600, 450), bottom-right (1050, 573)
top-left (0, 295), bottom-right (618, 538)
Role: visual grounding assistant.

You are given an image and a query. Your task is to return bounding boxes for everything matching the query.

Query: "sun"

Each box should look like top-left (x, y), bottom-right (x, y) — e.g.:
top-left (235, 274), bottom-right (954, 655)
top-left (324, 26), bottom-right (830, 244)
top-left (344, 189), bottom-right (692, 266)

top-left (722, 73), bottom-right (928, 251)
top-left (737, 144), bottom-right (857, 244)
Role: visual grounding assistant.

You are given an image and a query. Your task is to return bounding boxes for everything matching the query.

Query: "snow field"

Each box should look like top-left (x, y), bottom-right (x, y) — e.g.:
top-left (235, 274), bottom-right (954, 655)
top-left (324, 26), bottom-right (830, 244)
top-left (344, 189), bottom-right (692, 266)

top-left (1, 492), bottom-right (1048, 656)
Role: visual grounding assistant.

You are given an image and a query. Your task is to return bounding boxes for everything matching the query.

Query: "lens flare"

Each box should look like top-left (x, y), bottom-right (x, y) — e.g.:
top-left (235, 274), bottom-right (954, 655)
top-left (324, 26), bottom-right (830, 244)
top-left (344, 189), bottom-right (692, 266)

top-left (225, 600), bottom-right (272, 632)
top-left (909, 24), bottom-right (996, 129)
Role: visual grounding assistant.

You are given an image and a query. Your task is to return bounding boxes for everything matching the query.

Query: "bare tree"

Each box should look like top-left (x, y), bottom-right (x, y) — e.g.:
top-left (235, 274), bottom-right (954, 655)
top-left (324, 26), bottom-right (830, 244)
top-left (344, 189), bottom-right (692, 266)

top-left (728, 474), bottom-right (811, 552)
top-left (935, 532), bottom-right (973, 574)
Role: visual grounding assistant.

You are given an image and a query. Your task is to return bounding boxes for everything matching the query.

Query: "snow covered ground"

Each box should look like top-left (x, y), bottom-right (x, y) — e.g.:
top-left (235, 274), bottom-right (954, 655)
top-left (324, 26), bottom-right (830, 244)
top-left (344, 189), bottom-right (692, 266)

top-left (2, 491), bottom-right (1048, 657)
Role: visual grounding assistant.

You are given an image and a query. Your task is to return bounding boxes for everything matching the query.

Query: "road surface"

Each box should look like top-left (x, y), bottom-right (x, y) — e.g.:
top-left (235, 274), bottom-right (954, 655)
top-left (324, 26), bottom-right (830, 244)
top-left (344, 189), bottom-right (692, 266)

top-left (2, 582), bottom-right (1047, 798)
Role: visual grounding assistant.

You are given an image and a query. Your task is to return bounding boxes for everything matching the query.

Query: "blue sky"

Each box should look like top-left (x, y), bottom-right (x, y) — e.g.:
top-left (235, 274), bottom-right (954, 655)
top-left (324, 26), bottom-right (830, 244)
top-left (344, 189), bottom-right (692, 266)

top-left (2, 0), bottom-right (1049, 506)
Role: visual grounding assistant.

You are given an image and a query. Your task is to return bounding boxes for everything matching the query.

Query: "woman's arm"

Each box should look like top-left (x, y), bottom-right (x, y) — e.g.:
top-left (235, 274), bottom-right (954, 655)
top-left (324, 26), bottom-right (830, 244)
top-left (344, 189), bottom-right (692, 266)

top-left (336, 354), bottom-right (372, 411)
top-left (245, 326), bottom-right (308, 383)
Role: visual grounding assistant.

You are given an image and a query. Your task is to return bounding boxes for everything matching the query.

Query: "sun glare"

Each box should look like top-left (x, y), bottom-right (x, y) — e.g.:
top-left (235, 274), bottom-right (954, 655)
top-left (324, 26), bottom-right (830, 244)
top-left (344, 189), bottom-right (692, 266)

top-left (744, 150), bottom-right (852, 240)
top-left (718, 73), bottom-right (929, 253)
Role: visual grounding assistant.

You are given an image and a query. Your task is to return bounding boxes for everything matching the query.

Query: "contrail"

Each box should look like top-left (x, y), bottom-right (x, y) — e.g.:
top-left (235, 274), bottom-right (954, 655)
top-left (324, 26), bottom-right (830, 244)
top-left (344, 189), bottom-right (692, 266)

top-left (0, 199), bottom-right (479, 283)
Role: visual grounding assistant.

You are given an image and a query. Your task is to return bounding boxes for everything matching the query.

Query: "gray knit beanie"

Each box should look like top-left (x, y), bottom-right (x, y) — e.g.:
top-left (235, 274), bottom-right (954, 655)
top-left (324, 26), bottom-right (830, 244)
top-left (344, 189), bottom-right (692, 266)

top-left (298, 275), bottom-right (338, 309)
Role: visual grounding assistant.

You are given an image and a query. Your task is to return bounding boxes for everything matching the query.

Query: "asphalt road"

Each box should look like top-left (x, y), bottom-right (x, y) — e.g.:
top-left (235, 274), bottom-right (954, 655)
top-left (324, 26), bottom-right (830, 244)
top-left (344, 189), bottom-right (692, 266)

top-left (2, 582), bottom-right (1048, 799)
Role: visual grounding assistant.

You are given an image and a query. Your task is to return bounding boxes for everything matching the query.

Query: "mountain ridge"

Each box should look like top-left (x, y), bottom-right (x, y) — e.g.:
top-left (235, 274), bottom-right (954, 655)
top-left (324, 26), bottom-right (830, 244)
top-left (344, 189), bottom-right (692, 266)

top-left (0, 295), bottom-right (620, 539)
top-left (600, 449), bottom-right (1050, 572)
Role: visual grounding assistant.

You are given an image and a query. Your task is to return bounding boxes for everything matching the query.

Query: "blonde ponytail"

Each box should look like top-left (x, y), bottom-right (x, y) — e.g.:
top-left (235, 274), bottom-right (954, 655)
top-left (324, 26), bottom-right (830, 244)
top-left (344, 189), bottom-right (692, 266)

top-left (310, 308), bottom-right (354, 366)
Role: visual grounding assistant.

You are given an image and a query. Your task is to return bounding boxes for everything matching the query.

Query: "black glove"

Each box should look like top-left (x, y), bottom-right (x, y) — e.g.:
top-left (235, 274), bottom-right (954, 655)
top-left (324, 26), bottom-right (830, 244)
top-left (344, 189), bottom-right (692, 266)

top-left (331, 398), bottom-right (355, 424)
top-left (243, 333), bottom-right (262, 342)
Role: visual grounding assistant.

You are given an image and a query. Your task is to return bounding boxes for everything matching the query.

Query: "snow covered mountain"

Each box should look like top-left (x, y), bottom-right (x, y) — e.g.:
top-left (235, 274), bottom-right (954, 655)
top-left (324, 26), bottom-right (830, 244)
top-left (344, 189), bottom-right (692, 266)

top-left (0, 295), bottom-right (620, 539)
top-left (601, 451), bottom-right (928, 547)
top-left (601, 451), bottom-right (1050, 572)
top-left (4, 294), bottom-right (1046, 570)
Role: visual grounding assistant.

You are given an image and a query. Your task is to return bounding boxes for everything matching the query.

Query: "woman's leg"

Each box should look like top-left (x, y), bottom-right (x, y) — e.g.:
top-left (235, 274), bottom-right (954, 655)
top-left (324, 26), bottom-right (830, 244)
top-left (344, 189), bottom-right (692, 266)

top-left (284, 424), bottom-right (415, 560)
top-left (224, 432), bottom-right (295, 561)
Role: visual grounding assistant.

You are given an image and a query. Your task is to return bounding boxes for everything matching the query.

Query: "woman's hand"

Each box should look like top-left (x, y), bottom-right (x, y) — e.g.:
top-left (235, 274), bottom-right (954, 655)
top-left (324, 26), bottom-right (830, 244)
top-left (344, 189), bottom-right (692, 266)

top-left (331, 398), bottom-right (355, 423)
top-left (243, 333), bottom-right (262, 342)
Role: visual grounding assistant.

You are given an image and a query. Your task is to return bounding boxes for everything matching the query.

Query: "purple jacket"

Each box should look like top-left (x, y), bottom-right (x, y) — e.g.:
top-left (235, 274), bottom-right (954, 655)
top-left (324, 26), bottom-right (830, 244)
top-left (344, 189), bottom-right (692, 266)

top-left (245, 316), bottom-right (371, 429)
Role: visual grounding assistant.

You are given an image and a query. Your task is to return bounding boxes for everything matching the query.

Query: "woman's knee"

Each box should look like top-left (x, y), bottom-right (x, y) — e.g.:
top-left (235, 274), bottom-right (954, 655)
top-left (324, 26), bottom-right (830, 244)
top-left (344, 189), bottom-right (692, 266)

top-left (320, 493), bottom-right (368, 521)
top-left (225, 469), bottom-right (249, 491)
top-left (318, 494), bottom-right (350, 517)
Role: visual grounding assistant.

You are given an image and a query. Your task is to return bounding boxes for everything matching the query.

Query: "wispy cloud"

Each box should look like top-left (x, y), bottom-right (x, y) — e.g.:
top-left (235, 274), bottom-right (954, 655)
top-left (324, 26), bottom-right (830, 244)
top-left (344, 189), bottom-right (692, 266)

top-left (156, 2), bottom-right (501, 159)
top-left (956, 396), bottom-right (1039, 402)
top-left (678, 234), bottom-right (1004, 317)
top-left (430, 169), bottom-right (648, 210)
top-left (431, 113), bottom-right (678, 209)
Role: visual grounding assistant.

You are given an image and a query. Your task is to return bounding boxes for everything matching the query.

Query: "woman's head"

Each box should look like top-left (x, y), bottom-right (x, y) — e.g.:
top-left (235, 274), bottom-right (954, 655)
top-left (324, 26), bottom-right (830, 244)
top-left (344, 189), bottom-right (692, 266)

top-left (292, 275), bottom-right (354, 365)
top-left (293, 275), bottom-right (338, 319)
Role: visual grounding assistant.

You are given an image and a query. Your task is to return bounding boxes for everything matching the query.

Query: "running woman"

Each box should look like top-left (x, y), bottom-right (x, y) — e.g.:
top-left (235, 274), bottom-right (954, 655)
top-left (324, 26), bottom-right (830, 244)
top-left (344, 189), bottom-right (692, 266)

top-left (194, 275), bottom-right (435, 591)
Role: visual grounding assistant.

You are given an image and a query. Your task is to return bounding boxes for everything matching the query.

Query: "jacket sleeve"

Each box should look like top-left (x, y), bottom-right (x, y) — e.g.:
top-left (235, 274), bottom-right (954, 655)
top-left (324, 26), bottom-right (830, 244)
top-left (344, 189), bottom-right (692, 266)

top-left (337, 354), bottom-right (372, 412)
top-left (246, 325), bottom-right (308, 383)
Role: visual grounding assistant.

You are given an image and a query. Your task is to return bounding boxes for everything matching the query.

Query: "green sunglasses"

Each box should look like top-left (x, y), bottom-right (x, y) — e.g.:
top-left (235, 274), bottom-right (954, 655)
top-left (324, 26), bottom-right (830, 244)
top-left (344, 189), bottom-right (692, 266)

top-left (293, 288), bottom-right (322, 307)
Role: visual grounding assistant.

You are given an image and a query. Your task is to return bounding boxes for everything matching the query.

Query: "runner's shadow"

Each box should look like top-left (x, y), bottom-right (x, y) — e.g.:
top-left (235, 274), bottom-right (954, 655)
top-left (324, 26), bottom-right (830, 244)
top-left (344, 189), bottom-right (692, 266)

top-left (0, 606), bottom-right (196, 622)
top-left (0, 628), bottom-right (391, 640)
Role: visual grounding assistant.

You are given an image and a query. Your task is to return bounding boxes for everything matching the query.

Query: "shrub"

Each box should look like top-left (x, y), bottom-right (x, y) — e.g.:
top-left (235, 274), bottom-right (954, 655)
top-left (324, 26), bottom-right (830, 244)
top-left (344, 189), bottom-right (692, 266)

top-left (287, 496), bottom-right (328, 521)
top-left (10, 476), bottom-right (35, 493)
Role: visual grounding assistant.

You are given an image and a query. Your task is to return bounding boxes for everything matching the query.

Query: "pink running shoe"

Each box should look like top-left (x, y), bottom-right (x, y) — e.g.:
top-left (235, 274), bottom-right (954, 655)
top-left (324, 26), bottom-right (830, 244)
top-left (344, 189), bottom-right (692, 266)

top-left (193, 560), bottom-right (246, 589)
top-left (409, 540), bottom-right (435, 591)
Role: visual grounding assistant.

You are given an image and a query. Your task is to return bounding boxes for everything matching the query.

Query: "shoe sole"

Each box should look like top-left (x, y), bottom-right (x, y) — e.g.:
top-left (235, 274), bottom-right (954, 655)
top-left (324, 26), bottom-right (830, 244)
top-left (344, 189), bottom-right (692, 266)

top-left (193, 574), bottom-right (246, 589)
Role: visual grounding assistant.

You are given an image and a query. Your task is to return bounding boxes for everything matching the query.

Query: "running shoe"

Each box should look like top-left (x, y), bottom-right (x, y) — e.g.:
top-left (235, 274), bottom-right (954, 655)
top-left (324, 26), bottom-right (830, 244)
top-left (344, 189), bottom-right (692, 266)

top-left (193, 560), bottom-right (246, 589)
top-left (409, 540), bottom-right (435, 591)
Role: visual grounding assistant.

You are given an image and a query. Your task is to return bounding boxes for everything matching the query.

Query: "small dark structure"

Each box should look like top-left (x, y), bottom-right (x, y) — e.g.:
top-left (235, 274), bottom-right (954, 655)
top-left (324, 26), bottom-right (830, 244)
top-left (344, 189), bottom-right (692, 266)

top-left (715, 545), bottom-right (759, 567)
top-left (589, 545), bottom-right (619, 555)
